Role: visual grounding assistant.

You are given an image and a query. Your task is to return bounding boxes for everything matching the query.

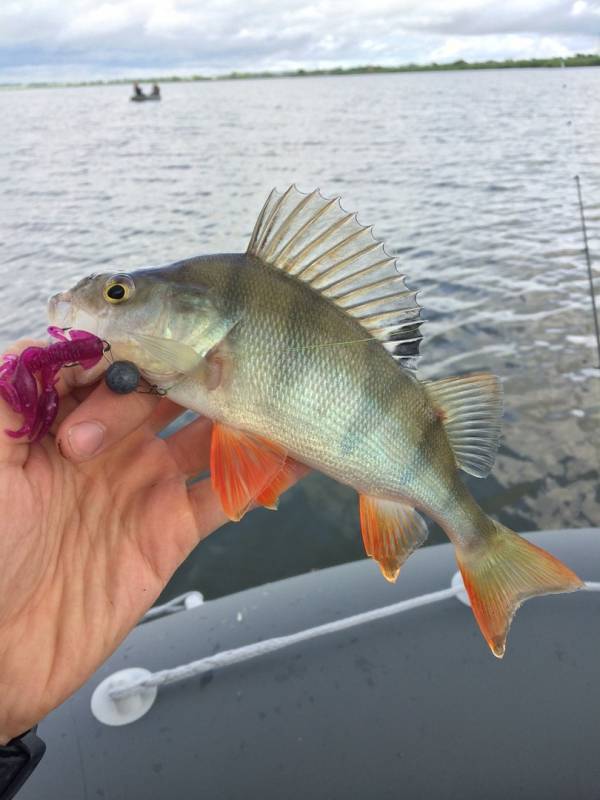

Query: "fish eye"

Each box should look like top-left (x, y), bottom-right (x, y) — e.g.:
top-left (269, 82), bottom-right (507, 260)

top-left (103, 274), bottom-right (135, 305)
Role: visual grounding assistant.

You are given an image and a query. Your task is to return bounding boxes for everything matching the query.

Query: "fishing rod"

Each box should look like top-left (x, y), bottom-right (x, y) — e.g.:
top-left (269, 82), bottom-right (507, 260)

top-left (575, 174), bottom-right (600, 369)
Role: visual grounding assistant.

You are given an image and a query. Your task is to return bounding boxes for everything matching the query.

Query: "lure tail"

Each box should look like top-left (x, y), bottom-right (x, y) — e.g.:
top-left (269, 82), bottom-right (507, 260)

top-left (456, 522), bottom-right (583, 658)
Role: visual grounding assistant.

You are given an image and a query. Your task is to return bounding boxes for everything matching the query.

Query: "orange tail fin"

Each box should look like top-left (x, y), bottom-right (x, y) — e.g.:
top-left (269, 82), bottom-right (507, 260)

top-left (456, 523), bottom-right (583, 658)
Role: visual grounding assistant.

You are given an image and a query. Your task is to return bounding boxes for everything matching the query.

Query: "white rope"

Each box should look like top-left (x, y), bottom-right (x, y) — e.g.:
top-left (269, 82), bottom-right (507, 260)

top-left (110, 584), bottom-right (458, 700)
top-left (109, 578), bottom-right (600, 701)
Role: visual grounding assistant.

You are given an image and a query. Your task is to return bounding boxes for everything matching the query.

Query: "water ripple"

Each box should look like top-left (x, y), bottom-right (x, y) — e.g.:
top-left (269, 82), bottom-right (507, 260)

top-left (0, 69), bottom-right (598, 598)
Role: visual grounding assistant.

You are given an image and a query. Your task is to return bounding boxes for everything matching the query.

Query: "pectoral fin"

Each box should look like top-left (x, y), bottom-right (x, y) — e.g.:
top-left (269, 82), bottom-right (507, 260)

top-left (359, 495), bottom-right (428, 582)
top-left (210, 423), bottom-right (287, 521)
top-left (130, 332), bottom-right (201, 373)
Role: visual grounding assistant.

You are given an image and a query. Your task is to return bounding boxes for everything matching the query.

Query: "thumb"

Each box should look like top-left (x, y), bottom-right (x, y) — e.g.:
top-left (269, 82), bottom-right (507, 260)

top-left (56, 382), bottom-right (163, 462)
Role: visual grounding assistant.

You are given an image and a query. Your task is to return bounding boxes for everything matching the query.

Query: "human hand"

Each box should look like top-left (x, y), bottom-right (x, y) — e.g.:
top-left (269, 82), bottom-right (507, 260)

top-left (0, 340), bottom-right (305, 742)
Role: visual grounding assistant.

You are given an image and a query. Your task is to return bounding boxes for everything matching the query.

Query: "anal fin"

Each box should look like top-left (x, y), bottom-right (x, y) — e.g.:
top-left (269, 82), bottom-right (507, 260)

top-left (210, 423), bottom-right (287, 521)
top-left (359, 495), bottom-right (428, 582)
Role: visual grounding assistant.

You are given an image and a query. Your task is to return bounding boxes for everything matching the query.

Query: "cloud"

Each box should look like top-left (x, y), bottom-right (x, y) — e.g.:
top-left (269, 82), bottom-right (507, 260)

top-left (429, 33), bottom-right (573, 62)
top-left (408, 0), bottom-right (600, 36)
top-left (0, 0), bottom-right (598, 83)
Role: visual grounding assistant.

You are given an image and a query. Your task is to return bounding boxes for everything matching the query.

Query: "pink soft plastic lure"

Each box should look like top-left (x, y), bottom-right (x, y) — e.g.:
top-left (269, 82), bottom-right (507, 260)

top-left (0, 327), bottom-right (105, 442)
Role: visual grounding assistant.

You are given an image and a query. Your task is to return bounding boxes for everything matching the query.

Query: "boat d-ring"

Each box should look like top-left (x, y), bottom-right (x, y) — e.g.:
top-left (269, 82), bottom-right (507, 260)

top-left (91, 668), bottom-right (157, 726)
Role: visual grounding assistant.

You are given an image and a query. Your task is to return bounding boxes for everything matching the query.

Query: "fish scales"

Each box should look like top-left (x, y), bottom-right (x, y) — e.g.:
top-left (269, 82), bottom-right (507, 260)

top-left (49, 185), bottom-right (583, 657)
top-left (169, 255), bottom-right (447, 505)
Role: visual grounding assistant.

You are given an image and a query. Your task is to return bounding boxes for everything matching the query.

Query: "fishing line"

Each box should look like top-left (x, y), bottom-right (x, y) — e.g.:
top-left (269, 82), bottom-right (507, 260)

top-left (574, 175), bottom-right (600, 369)
top-left (283, 335), bottom-right (378, 352)
top-left (281, 327), bottom-right (422, 354)
top-left (101, 335), bottom-right (384, 401)
top-left (102, 344), bottom-right (114, 365)
top-left (564, 70), bottom-right (599, 371)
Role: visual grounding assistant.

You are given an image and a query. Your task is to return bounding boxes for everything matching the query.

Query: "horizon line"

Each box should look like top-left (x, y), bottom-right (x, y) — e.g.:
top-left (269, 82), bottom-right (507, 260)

top-left (2, 52), bottom-right (599, 89)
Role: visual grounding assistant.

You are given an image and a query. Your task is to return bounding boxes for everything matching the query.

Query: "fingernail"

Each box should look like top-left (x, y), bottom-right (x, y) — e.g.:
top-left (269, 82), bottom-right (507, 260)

top-left (67, 421), bottom-right (105, 458)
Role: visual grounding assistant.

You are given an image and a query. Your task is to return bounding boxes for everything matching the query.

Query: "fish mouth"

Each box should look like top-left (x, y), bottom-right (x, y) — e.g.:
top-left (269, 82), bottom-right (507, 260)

top-left (48, 291), bottom-right (75, 329)
top-left (48, 291), bottom-right (104, 338)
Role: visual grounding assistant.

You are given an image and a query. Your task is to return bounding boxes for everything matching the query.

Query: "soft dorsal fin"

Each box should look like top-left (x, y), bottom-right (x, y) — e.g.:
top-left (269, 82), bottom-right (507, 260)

top-left (424, 373), bottom-right (503, 478)
top-left (247, 185), bottom-right (423, 370)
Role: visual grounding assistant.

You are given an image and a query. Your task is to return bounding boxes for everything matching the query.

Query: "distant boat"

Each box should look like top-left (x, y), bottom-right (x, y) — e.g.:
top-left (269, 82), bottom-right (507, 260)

top-left (130, 94), bottom-right (161, 102)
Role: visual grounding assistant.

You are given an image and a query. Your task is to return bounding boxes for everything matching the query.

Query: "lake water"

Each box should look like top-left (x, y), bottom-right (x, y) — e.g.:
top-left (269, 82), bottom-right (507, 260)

top-left (1, 69), bottom-right (599, 601)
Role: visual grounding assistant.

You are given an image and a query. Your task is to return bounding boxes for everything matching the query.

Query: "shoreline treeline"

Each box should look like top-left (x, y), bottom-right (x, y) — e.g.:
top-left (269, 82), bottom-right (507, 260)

top-left (3, 53), bottom-right (599, 90)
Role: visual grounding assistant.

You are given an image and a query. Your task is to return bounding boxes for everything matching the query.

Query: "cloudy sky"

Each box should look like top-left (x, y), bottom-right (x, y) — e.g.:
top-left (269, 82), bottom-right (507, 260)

top-left (1, 0), bottom-right (599, 84)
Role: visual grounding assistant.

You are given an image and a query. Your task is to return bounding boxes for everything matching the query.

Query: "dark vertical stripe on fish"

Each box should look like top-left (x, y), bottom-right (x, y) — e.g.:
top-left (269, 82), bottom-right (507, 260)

top-left (338, 337), bottom-right (384, 457)
top-left (222, 255), bottom-right (245, 316)
top-left (278, 278), bottom-right (315, 399)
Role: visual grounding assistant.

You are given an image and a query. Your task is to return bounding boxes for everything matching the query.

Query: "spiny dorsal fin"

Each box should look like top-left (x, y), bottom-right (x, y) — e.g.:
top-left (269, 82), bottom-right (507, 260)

top-left (247, 185), bottom-right (423, 370)
top-left (424, 373), bottom-right (503, 478)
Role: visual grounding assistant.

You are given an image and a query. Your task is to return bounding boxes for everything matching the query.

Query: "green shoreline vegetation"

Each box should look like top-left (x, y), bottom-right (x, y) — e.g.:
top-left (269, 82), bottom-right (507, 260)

top-left (2, 53), bottom-right (599, 90)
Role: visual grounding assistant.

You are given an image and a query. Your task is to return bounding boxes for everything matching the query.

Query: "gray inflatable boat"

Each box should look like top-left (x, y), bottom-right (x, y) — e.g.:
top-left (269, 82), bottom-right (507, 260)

top-left (19, 529), bottom-right (600, 800)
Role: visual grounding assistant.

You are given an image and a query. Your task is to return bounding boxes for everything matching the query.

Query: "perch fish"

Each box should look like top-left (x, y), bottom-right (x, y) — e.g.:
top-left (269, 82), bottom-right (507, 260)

top-left (48, 186), bottom-right (583, 656)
